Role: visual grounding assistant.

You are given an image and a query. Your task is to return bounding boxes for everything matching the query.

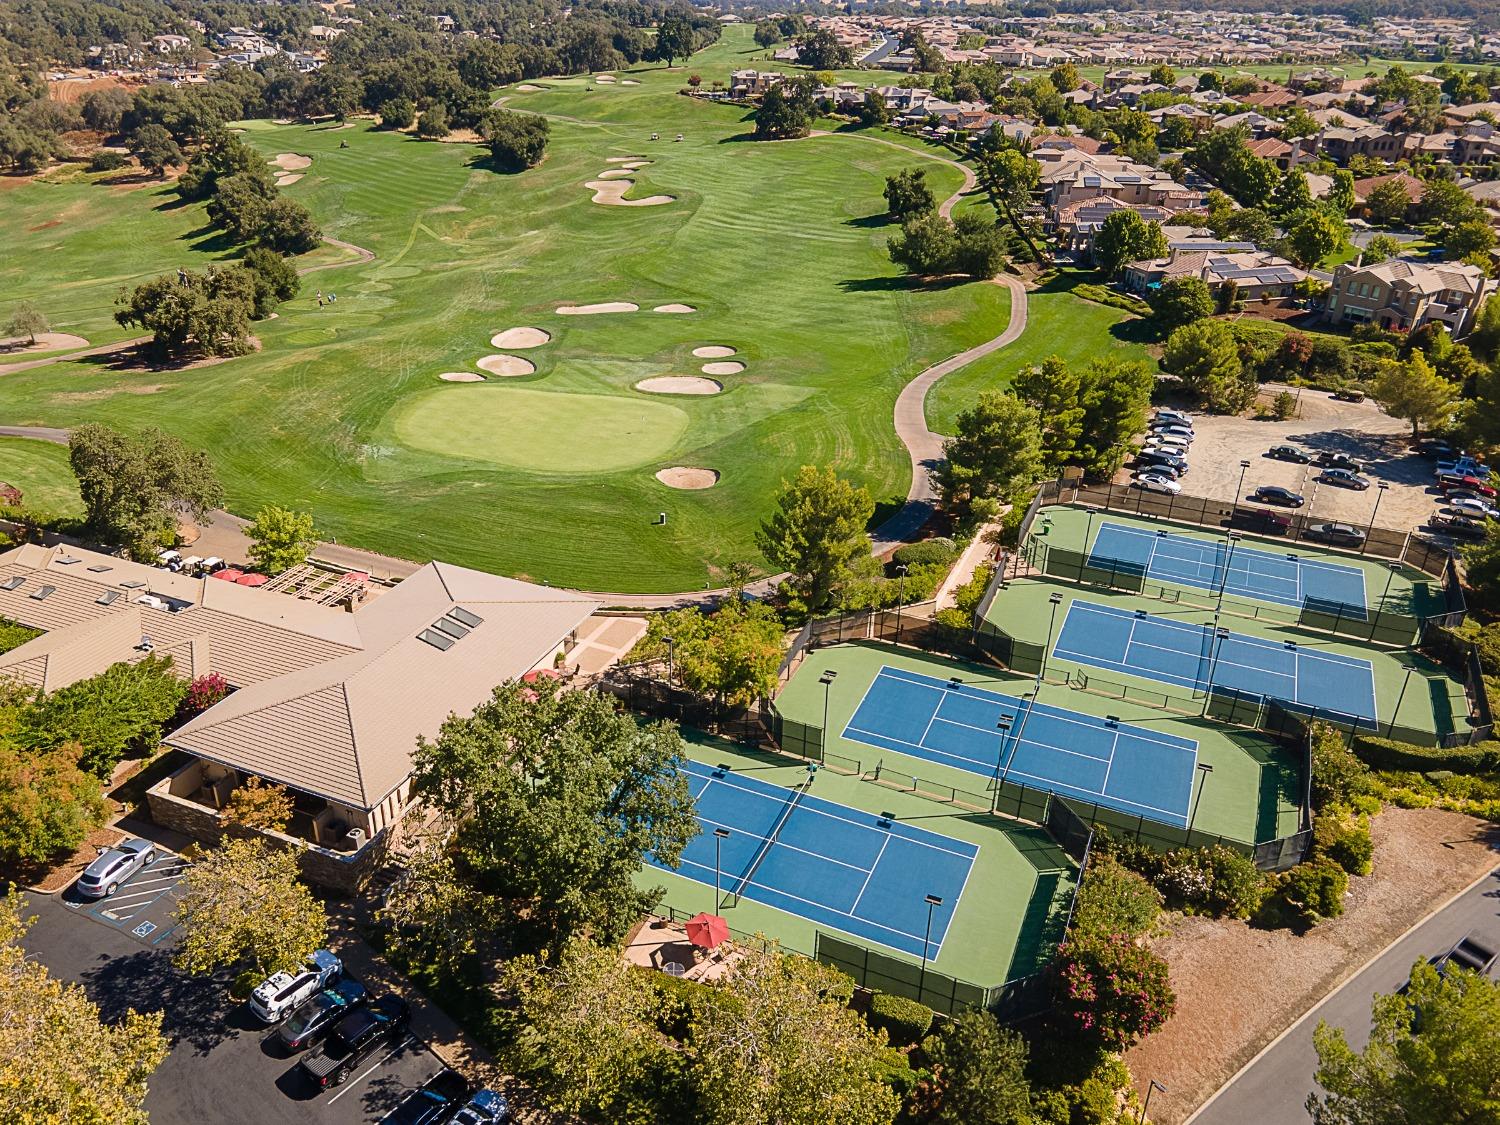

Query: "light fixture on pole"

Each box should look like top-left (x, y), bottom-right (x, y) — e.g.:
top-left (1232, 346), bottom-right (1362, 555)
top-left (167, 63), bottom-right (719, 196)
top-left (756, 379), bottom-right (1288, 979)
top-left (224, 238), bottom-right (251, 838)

top-left (1039, 592), bottom-right (1064, 685)
top-left (818, 670), bottom-right (838, 762)
top-left (991, 714), bottom-right (1015, 814)
top-left (1000, 690), bottom-right (1037, 790)
top-left (712, 828), bottom-right (730, 914)
top-left (1138, 1079), bottom-right (1167, 1124)
top-left (919, 894), bottom-right (943, 1003)
top-left (1083, 505), bottom-right (1100, 556)
top-left (1214, 533), bottom-right (1241, 623)
top-left (1188, 763), bottom-right (1214, 834)
top-left (895, 563), bottom-right (909, 646)
top-left (1366, 480), bottom-right (1390, 548)
top-left (1388, 663), bottom-right (1416, 739)
top-left (1379, 561), bottom-right (1400, 616)
top-left (1231, 459), bottom-right (1250, 521)
top-left (1200, 626), bottom-right (1230, 717)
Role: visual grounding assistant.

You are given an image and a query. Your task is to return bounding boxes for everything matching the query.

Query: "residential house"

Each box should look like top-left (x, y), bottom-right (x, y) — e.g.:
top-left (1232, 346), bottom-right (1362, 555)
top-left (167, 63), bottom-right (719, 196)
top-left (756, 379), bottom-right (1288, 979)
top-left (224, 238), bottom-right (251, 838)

top-left (1349, 172), bottom-right (1426, 221)
top-left (0, 543), bottom-right (599, 890)
top-left (1315, 125), bottom-right (1411, 164)
top-left (1121, 246), bottom-right (1308, 300)
top-left (1324, 259), bottom-right (1496, 335)
top-left (1052, 196), bottom-right (1178, 262)
top-left (1038, 151), bottom-right (1204, 213)
top-left (1454, 124), bottom-right (1500, 166)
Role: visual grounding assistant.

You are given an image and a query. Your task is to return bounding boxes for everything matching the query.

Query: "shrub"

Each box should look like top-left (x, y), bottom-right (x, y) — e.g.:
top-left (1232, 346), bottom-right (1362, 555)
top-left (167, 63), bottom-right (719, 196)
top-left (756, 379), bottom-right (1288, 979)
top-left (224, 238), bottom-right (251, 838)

top-left (87, 149), bottom-right (126, 172)
top-left (893, 538), bottom-right (958, 567)
top-left (866, 992), bottom-right (933, 1046)
top-left (1053, 934), bottom-right (1175, 1051)
top-left (1351, 735), bottom-right (1500, 776)
top-left (1136, 844), bottom-right (1265, 918)
top-left (1280, 858), bottom-right (1348, 921)
top-left (1271, 390), bottom-right (1297, 420)
top-left (1314, 803), bottom-right (1374, 876)
top-left (649, 970), bottom-right (720, 1040)
top-left (1203, 845), bottom-right (1267, 918)
top-left (1310, 722), bottom-right (1369, 809)
top-left (1070, 854), bottom-right (1163, 941)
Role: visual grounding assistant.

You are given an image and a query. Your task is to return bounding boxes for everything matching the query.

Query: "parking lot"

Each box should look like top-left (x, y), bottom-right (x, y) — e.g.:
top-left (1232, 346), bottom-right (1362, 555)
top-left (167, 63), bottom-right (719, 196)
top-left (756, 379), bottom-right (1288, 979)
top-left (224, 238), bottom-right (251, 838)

top-left (1144, 384), bottom-right (1446, 534)
top-left (26, 875), bottom-right (448, 1125)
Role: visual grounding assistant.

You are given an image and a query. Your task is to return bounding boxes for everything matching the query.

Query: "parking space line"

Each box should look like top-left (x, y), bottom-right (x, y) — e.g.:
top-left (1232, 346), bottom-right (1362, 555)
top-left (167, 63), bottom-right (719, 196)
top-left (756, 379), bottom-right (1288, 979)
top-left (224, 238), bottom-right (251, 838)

top-left (326, 1034), bottom-right (418, 1104)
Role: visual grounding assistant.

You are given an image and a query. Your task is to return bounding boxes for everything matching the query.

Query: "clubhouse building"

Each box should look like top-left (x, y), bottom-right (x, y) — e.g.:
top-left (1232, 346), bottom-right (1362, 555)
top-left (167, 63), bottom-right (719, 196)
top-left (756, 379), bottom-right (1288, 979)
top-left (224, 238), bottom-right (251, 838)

top-left (0, 542), bottom-right (598, 889)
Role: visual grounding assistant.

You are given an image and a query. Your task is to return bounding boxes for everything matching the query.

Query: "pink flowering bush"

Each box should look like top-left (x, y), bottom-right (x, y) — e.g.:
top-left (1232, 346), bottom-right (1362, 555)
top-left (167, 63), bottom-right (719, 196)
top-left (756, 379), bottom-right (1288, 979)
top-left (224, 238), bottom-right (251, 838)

top-left (1053, 934), bottom-right (1175, 1051)
top-left (182, 673), bottom-right (230, 717)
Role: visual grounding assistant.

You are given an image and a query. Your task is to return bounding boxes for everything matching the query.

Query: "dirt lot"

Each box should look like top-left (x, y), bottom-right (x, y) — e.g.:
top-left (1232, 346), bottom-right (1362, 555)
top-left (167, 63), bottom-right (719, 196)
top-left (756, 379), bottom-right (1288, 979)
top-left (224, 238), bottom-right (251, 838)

top-left (1124, 807), bottom-right (1500, 1124)
top-left (1148, 385), bottom-right (1446, 534)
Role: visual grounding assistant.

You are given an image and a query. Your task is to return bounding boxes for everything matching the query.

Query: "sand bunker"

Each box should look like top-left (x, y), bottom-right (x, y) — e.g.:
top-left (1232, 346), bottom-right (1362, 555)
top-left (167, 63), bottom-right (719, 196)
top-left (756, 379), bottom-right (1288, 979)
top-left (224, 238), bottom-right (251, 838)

top-left (656, 467), bottom-right (719, 490)
top-left (585, 180), bottom-right (674, 207)
top-left (556, 302), bottom-right (639, 315)
top-left (596, 74), bottom-right (617, 83)
top-left (701, 361), bottom-right (745, 376)
top-left (595, 169), bottom-right (636, 180)
top-left (476, 354), bottom-right (536, 377)
top-left (491, 327), bottom-right (551, 349)
top-left (0, 332), bottom-right (90, 354)
top-left (606, 156), bottom-right (648, 163)
top-left (653, 304), bottom-right (695, 314)
top-left (270, 153), bottom-right (312, 171)
top-left (439, 371), bottom-right (486, 382)
top-left (692, 345), bottom-right (736, 359)
top-left (621, 79), bottom-right (640, 85)
top-left (275, 173), bottom-right (303, 187)
top-left (517, 83), bottom-right (546, 92)
top-left (636, 376), bottom-right (721, 395)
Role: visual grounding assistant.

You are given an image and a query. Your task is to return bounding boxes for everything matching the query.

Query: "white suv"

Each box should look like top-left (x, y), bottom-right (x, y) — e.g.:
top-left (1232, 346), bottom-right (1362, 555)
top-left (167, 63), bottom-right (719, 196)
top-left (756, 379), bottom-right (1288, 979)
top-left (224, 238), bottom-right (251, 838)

top-left (248, 950), bottom-right (343, 1023)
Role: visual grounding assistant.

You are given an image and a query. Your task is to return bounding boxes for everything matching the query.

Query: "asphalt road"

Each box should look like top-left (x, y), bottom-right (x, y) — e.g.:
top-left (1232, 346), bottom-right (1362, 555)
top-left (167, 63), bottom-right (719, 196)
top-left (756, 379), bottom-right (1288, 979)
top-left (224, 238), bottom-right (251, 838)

top-left (22, 884), bottom-right (446, 1124)
top-left (1188, 864), bottom-right (1500, 1125)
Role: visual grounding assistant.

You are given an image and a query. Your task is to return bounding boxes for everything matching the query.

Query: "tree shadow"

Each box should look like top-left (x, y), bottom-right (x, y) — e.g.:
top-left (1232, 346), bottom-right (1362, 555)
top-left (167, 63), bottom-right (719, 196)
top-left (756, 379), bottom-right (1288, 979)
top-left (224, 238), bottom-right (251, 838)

top-left (152, 192), bottom-right (195, 212)
top-left (838, 274), bottom-right (971, 294)
top-left (845, 213), bottom-right (891, 229)
top-left (82, 949), bottom-right (239, 1056)
top-left (1110, 317), bottom-right (1164, 346)
top-left (187, 230), bottom-right (242, 256)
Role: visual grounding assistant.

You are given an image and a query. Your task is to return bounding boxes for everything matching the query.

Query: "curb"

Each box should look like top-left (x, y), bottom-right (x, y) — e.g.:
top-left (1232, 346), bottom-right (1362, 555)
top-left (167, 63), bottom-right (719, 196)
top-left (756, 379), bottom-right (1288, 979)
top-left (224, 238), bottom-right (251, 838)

top-left (1181, 861), bottom-right (1500, 1124)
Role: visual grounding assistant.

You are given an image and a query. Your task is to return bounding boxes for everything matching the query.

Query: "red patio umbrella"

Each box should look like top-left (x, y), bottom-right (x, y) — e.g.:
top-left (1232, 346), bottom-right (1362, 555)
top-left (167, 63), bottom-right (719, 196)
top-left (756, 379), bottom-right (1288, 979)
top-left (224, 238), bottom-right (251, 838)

top-left (684, 912), bottom-right (730, 949)
top-left (211, 568), bottom-right (245, 582)
top-left (235, 573), bottom-right (268, 587)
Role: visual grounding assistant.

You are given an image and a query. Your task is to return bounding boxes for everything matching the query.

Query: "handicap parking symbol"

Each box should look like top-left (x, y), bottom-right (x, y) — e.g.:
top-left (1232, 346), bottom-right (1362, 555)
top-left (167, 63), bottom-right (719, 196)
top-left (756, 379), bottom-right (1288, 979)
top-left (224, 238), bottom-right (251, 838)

top-left (132, 921), bottom-right (157, 939)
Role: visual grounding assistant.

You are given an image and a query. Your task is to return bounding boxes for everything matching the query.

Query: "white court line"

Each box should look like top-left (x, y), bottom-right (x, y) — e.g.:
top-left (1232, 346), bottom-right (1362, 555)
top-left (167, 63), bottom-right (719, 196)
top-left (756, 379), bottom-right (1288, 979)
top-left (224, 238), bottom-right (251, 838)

top-left (693, 766), bottom-right (977, 862)
top-left (693, 806), bottom-right (869, 875)
top-left (1100, 728), bottom-right (1121, 792)
top-left (849, 834), bottom-right (891, 915)
top-left (925, 716), bottom-right (1114, 765)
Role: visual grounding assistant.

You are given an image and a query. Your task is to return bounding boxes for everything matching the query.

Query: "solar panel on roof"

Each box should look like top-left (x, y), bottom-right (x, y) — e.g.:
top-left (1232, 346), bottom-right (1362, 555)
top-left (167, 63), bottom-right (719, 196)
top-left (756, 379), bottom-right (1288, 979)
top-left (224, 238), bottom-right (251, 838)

top-left (0, 576), bottom-right (22, 591)
top-left (432, 616), bottom-right (469, 640)
top-left (120, 580), bottom-right (145, 589)
top-left (87, 565), bottom-right (112, 573)
top-left (30, 585), bottom-right (55, 601)
top-left (96, 590), bottom-right (121, 606)
top-left (418, 628), bottom-right (455, 651)
top-left (448, 607), bottom-right (483, 628)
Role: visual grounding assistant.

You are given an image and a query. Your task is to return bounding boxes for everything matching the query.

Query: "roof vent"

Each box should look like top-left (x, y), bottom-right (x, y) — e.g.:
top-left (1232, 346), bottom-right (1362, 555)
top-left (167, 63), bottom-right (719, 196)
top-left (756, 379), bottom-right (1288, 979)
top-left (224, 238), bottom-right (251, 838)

top-left (448, 607), bottom-right (483, 628)
top-left (417, 628), bottom-right (455, 652)
top-left (432, 616), bottom-right (469, 640)
top-left (0, 576), bottom-right (23, 592)
top-left (30, 585), bottom-right (55, 601)
top-left (57, 556), bottom-right (81, 566)
top-left (87, 565), bottom-right (112, 574)
top-left (96, 590), bottom-right (122, 606)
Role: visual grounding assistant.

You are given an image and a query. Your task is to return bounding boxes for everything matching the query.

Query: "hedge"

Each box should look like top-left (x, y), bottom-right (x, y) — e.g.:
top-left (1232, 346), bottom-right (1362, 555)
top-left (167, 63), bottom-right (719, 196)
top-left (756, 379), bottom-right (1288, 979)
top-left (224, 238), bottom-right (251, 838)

top-left (866, 992), bottom-right (934, 1046)
top-left (893, 538), bottom-right (958, 567)
top-left (649, 970), bottom-right (721, 1040)
top-left (1351, 735), bottom-right (1500, 776)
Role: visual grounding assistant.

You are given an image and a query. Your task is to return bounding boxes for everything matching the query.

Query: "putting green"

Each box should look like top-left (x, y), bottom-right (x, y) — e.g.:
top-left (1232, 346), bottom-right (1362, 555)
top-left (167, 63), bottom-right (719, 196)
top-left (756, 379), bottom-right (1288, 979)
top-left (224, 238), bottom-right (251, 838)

top-left (391, 385), bottom-right (690, 473)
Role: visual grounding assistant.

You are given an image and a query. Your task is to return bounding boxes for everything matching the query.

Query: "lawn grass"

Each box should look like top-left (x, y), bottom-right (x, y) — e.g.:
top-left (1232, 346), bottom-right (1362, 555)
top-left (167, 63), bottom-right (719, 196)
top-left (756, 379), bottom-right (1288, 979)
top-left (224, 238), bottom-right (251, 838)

top-left (640, 729), bottom-right (1077, 989)
top-left (926, 270), bottom-right (1157, 435)
top-left (0, 437), bottom-right (83, 517)
top-left (0, 25), bottom-right (1022, 592)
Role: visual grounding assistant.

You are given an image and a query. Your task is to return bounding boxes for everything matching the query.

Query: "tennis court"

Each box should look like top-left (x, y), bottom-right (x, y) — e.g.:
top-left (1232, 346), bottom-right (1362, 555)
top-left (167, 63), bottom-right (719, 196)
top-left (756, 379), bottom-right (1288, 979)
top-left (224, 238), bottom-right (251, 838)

top-left (1088, 521), bottom-right (1368, 615)
top-left (654, 759), bottom-right (977, 958)
top-left (1054, 600), bottom-right (1378, 726)
top-left (841, 666), bottom-right (1199, 828)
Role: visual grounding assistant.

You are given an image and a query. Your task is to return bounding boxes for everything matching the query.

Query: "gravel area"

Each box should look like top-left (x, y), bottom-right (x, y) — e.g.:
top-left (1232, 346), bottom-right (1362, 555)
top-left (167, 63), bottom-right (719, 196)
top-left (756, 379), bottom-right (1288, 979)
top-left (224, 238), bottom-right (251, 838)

top-left (1124, 807), bottom-right (1500, 1124)
top-left (1149, 386), bottom-right (1442, 533)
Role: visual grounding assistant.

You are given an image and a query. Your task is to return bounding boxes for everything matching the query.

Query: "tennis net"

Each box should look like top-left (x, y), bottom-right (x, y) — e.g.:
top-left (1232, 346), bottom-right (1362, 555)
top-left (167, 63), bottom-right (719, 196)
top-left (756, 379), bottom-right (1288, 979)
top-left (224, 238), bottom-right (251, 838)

top-left (723, 776), bottom-right (812, 908)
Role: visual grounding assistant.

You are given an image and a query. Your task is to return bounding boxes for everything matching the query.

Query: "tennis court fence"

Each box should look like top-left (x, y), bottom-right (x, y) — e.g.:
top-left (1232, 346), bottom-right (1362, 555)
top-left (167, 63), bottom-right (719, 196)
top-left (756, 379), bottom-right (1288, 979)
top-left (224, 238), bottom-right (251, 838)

top-left (1027, 539), bottom-right (1429, 647)
top-left (1033, 479), bottom-right (1458, 581)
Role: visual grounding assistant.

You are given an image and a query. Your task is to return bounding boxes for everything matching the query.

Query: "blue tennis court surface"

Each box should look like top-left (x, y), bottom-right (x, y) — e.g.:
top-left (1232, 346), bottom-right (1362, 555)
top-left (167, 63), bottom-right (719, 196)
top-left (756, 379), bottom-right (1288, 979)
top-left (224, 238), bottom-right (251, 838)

top-left (1089, 521), bottom-right (1367, 616)
top-left (1054, 600), bottom-right (1378, 726)
top-left (653, 760), bottom-right (976, 958)
top-left (841, 666), bottom-right (1198, 828)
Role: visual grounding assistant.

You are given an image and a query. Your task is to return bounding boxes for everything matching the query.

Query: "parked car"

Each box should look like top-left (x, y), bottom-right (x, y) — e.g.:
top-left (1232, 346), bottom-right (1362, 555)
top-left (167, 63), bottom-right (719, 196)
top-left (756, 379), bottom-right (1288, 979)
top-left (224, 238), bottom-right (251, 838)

top-left (1418, 438), bottom-right (1457, 460)
top-left (1267, 444), bottom-right (1311, 464)
top-left (1154, 408), bottom-right (1192, 425)
top-left (1436, 932), bottom-right (1498, 979)
top-left (75, 839), bottom-right (156, 899)
top-left (1436, 473), bottom-right (1497, 498)
top-left (451, 1090), bottom-right (512, 1125)
top-left (1149, 423), bottom-right (1194, 441)
top-left (1315, 451), bottom-right (1362, 472)
top-left (279, 979), bottom-right (369, 1052)
top-left (382, 1070), bottom-right (470, 1125)
top-left (1450, 497), bottom-right (1500, 520)
top-left (1437, 457), bottom-right (1491, 481)
top-left (300, 996), bottom-right (411, 1091)
top-left (1132, 472), bottom-right (1182, 495)
top-left (1147, 432), bottom-right (1192, 450)
top-left (1318, 468), bottom-right (1371, 490)
top-left (1137, 447), bottom-right (1187, 468)
top-left (1331, 388), bottom-right (1366, 403)
top-left (1228, 508), bottom-right (1292, 536)
top-left (1304, 522), bottom-right (1367, 548)
top-left (1250, 485), bottom-right (1305, 508)
top-left (249, 950), bottom-right (343, 1024)
top-left (1427, 513), bottom-right (1489, 541)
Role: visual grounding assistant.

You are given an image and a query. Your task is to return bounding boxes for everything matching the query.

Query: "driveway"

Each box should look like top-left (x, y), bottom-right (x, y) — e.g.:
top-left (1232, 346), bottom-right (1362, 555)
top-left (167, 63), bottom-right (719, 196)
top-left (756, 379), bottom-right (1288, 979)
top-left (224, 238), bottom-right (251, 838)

top-left (20, 890), bottom-right (447, 1124)
top-left (1158, 385), bottom-right (1441, 533)
top-left (1187, 865), bottom-right (1500, 1125)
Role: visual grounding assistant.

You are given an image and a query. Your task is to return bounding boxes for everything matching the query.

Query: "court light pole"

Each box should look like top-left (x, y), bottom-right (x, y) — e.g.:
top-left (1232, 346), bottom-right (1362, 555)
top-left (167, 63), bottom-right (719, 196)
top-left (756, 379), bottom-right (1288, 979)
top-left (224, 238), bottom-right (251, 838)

top-left (1231, 459), bottom-right (1250, 521)
top-left (999, 690), bottom-right (1037, 790)
top-left (895, 564), bottom-right (909, 646)
top-left (1138, 1079), bottom-right (1167, 1124)
top-left (991, 714), bottom-right (1015, 815)
top-left (1200, 627), bottom-right (1230, 717)
top-left (1038, 592), bottom-right (1064, 686)
top-left (919, 893), bottom-right (943, 1004)
top-left (712, 828), bottom-right (730, 915)
top-left (1083, 505), bottom-right (1100, 556)
top-left (1187, 763), bottom-right (1214, 835)
top-left (1213, 532), bottom-right (1242, 626)
top-left (1365, 481), bottom-right (1390, 553)
top-left (818, 670), bottom-right (838, 762)
top-left (1388, 664), bottom-right (1416, 739)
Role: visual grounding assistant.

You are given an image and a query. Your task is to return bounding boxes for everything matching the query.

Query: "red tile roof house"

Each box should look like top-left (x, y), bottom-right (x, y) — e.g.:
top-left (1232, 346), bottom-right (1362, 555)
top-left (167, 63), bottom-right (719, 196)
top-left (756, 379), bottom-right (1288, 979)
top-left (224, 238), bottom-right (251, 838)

top-left (1349, 172), bottom-right (1427, 221)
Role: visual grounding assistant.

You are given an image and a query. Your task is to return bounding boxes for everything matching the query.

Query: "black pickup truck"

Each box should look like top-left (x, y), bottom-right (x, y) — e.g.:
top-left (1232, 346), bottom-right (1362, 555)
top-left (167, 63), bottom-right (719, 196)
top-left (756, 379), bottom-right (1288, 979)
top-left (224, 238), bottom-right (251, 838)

top-left (299, 996), bottom-right (411, 1091)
